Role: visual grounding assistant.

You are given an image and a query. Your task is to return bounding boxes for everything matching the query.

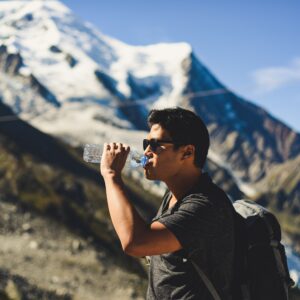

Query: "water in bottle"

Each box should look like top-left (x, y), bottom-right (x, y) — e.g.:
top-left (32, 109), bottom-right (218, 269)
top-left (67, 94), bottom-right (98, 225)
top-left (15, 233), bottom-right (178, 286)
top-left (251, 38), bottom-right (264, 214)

top-left (83, 144), bottom-right (149, 168)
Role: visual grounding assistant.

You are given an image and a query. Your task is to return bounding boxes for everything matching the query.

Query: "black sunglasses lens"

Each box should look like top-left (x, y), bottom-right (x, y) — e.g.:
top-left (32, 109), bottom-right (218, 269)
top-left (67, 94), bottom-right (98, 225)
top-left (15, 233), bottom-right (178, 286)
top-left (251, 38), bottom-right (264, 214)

top-left (143, 139), bottom-right (158, 151)
top-left (143, 139), bottom-right (148, 150)
top-left (150, 140), bottom-right (158, 151)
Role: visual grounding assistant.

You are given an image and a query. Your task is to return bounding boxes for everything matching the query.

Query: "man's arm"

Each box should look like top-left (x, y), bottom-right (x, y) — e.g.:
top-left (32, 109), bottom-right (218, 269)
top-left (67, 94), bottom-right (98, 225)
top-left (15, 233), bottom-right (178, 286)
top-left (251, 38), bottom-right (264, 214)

top-left (103, 174), bottom-right (182, 257)
top-left (100, 142), bottom-right (182, 257)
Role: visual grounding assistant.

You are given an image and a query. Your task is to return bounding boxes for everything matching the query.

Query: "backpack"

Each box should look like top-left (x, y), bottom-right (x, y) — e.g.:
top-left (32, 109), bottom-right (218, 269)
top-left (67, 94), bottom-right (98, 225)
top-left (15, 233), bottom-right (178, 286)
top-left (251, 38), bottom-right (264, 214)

top-left (232, 199), bottom-right (294, 300)
top-left (190, 199), bottom-right (294, 300)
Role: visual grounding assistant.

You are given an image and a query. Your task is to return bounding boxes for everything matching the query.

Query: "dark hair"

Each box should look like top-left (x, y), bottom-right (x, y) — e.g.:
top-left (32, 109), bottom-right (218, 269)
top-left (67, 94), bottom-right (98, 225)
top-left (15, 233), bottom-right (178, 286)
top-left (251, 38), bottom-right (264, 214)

top-left (147, 107), bottom-right (210, 169)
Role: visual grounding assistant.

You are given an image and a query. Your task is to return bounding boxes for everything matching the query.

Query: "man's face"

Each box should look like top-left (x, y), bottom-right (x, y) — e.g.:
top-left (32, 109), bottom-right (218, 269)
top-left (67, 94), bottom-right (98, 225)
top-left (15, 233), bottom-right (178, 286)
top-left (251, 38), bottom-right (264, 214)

top-left (143, 124), bottom-right (183, 181)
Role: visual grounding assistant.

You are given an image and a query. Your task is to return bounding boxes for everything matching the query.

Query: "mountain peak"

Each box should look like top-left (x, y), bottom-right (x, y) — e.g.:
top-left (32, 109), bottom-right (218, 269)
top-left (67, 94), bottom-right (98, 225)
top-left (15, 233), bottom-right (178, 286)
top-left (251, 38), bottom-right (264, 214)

top-left (0, 1), bottom-right (195, 105)
top-left (0, 0), bottom-right (71, 15)
top-left (134, 41), bottom-right (192, 57)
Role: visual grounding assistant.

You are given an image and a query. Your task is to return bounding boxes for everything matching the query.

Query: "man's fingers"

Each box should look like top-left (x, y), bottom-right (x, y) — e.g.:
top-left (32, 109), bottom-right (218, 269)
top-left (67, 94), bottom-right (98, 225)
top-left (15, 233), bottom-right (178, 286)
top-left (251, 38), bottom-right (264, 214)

top-left (121, 144), bottom-right (130, 153)
top-left (123, 144), bottom-right (130, 153)
top-left (116, 143), bottom-right (130, 153)
top-left (104, 142), bottom-right (129, 152)
top-left (107, 142), bottom-right (117, 151)
top-left (104, 143), bottom-right (110, 151)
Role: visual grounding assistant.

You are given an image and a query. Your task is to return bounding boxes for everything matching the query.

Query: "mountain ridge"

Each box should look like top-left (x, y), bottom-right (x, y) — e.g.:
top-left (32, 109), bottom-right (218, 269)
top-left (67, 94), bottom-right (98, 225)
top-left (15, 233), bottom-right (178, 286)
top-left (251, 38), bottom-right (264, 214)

top-left (0, 0), bottom-right (299, 245)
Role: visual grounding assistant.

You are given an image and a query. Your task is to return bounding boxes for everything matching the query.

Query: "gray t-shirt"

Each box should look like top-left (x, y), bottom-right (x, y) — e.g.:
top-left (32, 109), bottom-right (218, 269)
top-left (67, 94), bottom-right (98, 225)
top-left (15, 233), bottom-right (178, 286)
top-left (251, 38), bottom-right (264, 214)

top-left (147, 173), bottom-right (235, 300)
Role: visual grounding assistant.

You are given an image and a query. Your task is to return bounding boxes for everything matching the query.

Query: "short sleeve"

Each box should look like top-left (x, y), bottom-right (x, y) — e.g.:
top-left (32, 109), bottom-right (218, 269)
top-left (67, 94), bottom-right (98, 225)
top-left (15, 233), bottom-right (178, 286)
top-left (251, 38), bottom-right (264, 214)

top-left (157, 194), bottom-right (220, 253)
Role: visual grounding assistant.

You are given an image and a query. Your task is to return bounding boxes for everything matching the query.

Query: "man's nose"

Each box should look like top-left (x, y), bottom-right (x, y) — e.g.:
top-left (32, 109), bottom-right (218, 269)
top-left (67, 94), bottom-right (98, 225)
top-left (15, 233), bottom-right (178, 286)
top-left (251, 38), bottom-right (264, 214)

top-left (143, 146), bottom-right (153, 156)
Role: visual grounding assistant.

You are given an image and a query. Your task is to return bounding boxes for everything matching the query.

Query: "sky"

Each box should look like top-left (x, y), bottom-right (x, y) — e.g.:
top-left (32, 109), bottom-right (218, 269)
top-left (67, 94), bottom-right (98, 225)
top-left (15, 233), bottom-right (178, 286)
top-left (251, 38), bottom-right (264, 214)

top-left (62, 0), bottom-right (300, 132)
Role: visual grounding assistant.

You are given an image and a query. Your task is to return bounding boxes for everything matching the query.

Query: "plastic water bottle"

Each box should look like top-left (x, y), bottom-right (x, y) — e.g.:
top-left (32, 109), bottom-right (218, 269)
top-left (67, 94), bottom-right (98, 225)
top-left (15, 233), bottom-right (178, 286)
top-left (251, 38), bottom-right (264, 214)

top-left (83, 144), bottom-right (149, 168)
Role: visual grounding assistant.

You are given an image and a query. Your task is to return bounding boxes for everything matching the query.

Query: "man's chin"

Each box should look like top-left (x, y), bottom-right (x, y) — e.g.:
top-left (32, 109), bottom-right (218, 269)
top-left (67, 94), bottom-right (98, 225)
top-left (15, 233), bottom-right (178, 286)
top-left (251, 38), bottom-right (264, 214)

top-left (144, 169), bottom-right (156, 180)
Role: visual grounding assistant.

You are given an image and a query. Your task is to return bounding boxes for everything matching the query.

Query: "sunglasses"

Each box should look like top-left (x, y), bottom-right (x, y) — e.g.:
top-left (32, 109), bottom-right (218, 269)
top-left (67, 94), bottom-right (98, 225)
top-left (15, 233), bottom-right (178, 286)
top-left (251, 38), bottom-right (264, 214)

top-left (143, 139), bottom-right (175, 152)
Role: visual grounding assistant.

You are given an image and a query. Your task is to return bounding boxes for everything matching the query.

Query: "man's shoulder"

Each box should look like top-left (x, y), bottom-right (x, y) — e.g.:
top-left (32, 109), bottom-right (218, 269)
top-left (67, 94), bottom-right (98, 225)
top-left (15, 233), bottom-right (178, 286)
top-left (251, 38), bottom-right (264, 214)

top-left (182, 192), bottom-right (212, 208)
top-left (180, 181), bottom-right (234, 224)
top-left (182, 183), bottom-right (230, 208)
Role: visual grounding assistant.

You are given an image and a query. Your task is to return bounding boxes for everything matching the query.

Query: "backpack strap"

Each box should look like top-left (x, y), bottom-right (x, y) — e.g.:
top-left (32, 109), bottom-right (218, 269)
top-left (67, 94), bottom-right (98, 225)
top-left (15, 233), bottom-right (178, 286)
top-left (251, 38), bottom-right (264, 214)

top-left (189, 258), bottom-right (221, 300)
top-left (261, 213), bottom-right (290, 299)
top-left (232, 208), bottom-right (252, 300)
top-left (240, 284), bottom-right (251, 300)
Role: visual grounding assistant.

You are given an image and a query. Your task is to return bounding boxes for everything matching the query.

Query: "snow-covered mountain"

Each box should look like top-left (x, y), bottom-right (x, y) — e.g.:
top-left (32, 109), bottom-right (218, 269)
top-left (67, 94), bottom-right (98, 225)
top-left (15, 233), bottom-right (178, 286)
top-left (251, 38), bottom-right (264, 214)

top-left (1, 0), bottom-right (300, 196)
top-left (1, 0), bottom-right (299, 189)
top-left (0, 0), bottom-right (300, 288)
top-left (0, 0), bottom-right (190, 121)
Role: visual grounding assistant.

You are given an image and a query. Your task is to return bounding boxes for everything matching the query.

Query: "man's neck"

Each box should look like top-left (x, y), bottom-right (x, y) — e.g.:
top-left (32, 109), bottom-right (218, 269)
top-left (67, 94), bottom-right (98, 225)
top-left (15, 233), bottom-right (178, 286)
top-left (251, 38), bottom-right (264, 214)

top-left (166, 168), bottom-right (202, 202)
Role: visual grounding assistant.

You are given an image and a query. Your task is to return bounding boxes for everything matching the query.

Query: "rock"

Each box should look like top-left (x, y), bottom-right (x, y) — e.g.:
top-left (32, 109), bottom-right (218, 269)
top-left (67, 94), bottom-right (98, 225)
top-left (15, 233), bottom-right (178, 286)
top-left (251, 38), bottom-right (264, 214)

top-left (65, 54), bottom-right (77, 68)
top-left (21, 233), bottom-right (31, 239)
top-left (3, 214), bottom-right (10, 222)
top-left (24, 212), bottom-right (31, 220)
top-left (28, 241), bottom-right (39, 250)
top-left (55, 287), bottom-right (69, 297)
top-left (0, 268), bottom-right (72, 300)
top-left (71, 239), bottom-right (83, 252)
top-left (5, 280), bottom-right (22, 300)
top-left (51, 276), bottom-right (60, 284)
top-left (49, 45), bottom-right (62, 53)
top-left (22, 223), bottom-right (33, 233)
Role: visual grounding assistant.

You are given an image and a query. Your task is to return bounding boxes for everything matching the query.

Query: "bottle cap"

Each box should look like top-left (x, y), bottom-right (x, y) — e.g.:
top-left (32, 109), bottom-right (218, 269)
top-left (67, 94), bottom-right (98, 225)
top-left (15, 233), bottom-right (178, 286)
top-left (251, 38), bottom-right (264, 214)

top-left (141, 156), bottom-right (149, 168)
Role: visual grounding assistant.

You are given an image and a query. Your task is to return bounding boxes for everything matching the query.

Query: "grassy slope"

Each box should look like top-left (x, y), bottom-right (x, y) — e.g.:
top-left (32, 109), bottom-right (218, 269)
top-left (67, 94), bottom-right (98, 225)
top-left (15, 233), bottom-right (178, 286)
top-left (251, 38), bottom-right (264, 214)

top-left (255, 155), bottom-right (300, 238)
top-left (0, 102), bottom-right (160, 283)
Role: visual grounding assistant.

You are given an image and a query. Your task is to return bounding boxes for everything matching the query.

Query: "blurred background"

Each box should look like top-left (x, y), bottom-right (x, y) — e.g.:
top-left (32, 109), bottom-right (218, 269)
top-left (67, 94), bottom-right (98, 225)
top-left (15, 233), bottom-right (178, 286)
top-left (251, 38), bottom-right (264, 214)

top-left (0, 0), bottom-right (299, 299)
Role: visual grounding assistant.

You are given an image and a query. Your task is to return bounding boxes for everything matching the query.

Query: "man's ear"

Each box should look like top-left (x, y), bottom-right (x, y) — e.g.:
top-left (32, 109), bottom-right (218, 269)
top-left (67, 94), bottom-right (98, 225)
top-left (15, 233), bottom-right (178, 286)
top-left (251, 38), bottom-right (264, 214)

top-left (182, 145), bottom-right (194, 159)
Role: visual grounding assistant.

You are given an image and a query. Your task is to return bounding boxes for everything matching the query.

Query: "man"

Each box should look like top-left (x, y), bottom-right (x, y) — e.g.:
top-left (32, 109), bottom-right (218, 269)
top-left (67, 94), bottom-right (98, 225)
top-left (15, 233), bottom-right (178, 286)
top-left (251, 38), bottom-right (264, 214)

top-left (100, 107), bottom-right (235, 299)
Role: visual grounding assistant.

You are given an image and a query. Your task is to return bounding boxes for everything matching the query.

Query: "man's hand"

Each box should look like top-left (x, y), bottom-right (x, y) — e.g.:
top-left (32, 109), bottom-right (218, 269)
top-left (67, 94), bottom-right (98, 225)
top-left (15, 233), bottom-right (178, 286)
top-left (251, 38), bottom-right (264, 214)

top-left (100, 142), bottom-right (130, 178)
